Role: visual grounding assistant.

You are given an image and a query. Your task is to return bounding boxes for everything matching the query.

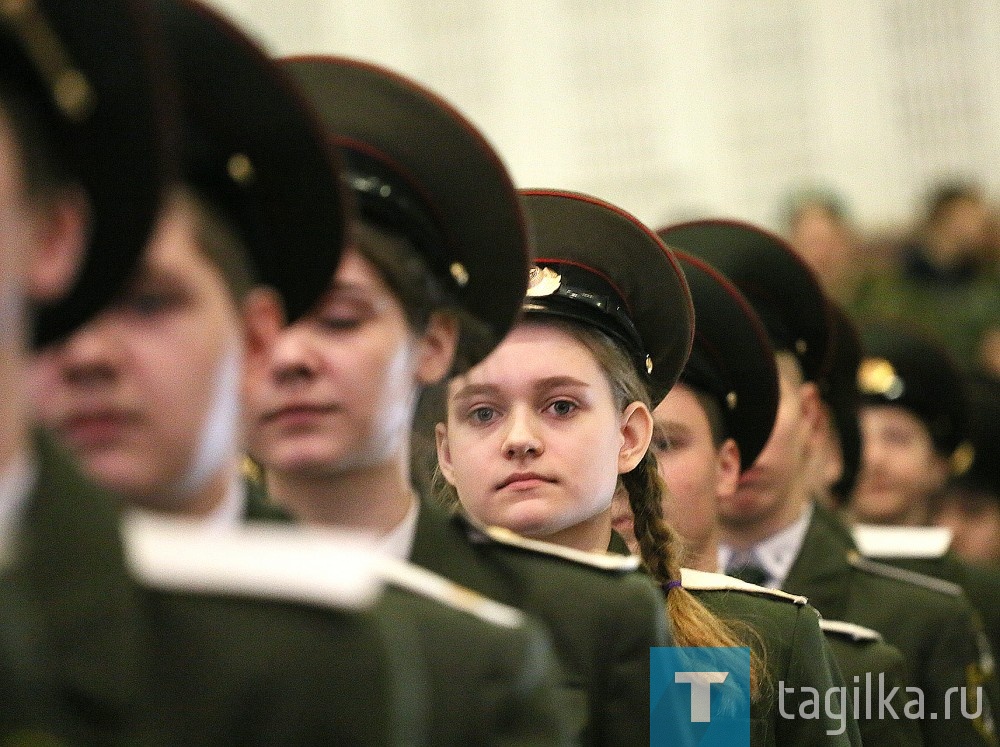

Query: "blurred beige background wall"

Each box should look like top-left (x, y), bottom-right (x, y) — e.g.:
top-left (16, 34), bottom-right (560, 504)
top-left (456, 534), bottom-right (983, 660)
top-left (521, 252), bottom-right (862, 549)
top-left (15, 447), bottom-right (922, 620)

top-left (203, 0), bottom-right (1000, 234)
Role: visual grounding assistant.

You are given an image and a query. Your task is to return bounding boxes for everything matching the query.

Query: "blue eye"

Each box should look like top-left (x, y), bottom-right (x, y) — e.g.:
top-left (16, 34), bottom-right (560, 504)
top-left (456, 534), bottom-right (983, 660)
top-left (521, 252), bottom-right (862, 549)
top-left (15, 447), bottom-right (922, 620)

top-left (470, 406), bottom-right (497, 424)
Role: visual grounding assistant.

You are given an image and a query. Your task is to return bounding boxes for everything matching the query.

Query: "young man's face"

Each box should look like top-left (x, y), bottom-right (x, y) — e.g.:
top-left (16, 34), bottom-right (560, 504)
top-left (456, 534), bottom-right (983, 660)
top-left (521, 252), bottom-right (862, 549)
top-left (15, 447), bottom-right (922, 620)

top-left (32, 192), bottom-right (244, 507)
top-left (718, 353), bottom-right (817, 535)
top-left (852, 405), bottom-right (949, 524)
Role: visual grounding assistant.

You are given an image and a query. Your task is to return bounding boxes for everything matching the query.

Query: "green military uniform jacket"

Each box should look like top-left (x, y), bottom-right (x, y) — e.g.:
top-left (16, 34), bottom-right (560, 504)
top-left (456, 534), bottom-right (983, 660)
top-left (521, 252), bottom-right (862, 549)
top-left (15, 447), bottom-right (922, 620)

top-left (681, 568), bottom-right (860, 746)
top-left (851, 526), bottom-right (1000, 701)
top-left (783, 503), bottom-right (996, 746)
top-left (242, 477), bottom-right (575, 745)
top-left (820, 619), bottom-right (924, 746)
top-left (411, 500), bottom-right (671, 747)
top-left (3, 436), bottom-right (433, 745)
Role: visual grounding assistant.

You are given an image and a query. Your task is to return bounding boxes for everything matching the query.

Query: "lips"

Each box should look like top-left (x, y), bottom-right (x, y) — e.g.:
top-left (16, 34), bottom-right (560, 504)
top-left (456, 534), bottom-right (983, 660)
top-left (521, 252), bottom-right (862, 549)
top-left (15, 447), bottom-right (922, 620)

top-left (496, 472), bottom-right (555, 491)
top-left (62, 409), bottom-right (137, 447)
top-left (262, 402), bottom-right (337, 427)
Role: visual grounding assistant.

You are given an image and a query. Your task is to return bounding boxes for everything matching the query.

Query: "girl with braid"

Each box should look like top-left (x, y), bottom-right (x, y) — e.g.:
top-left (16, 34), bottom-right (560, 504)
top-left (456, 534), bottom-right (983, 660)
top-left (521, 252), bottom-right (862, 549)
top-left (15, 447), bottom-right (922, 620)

top-left (434, 190), bottom-right (762, 689)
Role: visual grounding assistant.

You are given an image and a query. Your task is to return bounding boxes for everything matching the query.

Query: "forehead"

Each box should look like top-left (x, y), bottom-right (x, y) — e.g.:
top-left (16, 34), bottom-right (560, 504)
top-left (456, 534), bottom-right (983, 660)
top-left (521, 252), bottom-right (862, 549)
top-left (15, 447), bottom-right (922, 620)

top-left (860, 404), bottom-right (929, 435)
top-left (654, 384), bottom-right (708, 426)
top-left (451, 321), bottom-right (606, 389)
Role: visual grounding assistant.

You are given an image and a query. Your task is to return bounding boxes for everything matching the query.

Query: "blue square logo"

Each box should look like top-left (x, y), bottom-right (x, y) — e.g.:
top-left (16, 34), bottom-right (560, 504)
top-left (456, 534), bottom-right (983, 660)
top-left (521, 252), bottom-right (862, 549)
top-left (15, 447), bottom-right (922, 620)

top-left (650, 647), bottom-right (750, 746)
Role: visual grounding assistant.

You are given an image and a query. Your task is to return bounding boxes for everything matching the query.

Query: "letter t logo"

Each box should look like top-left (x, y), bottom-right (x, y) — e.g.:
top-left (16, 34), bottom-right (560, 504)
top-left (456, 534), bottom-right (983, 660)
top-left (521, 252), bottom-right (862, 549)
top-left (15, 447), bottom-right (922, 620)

top-left (675, 671), bottom-right (730, 722)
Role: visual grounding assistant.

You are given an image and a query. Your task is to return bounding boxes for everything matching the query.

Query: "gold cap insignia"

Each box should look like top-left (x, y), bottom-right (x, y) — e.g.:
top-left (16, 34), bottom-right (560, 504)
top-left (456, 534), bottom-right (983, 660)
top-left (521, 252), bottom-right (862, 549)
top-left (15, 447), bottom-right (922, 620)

top-left (645, 355), bottom-right (654, 375)
top-left (449, 262), bottom-right (469, 288)
top-left (950, 441), bottom-right (975, 477)
top-left (227, 153), bottom-right (255, 186)
top-left (726, 391), bottom-right (738, 410)
top-left (857, 357), bottom-right (905, 400)
top-left (526, 265), bottom-right (561, 297)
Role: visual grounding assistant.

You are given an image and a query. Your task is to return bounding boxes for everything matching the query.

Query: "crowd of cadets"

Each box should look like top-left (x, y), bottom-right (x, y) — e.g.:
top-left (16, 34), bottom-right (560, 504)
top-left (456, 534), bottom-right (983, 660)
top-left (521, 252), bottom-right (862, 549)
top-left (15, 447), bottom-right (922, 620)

top-left (3, 1), bottom-right (999, 744)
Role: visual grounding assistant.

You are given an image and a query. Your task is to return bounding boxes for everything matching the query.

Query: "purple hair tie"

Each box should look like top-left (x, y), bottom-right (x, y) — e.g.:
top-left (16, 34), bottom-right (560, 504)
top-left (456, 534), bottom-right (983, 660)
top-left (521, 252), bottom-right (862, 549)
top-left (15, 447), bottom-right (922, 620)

top-left (662, 580), bottom-right (682, 593)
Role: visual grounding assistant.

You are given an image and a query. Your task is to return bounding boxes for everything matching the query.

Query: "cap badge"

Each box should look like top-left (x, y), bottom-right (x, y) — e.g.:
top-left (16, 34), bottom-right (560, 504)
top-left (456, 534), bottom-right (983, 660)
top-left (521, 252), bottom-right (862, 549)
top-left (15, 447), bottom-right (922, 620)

top-left (449, 262), bottom-right (469, 288)
top-left (645, 354), bottom-right (654, 375)
top-left (857, 357), bottom-right (905, 400)
top-left (2, 0), bottom-right (95, 122)
top-left (227, 153), bottom-right (255, 186)
top-left (526, 265), bottom-right (561, 297)
top-left (726, 391), bottom-right (738, 410)
top-left (950, 441), bottom-right (975, 477)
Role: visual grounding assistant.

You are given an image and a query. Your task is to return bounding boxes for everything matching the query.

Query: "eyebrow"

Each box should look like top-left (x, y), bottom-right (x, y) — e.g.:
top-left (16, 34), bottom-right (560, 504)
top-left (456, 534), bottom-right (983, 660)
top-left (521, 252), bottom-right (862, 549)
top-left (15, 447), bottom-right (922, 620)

top-left (451, 376), bottom-right (591, 401)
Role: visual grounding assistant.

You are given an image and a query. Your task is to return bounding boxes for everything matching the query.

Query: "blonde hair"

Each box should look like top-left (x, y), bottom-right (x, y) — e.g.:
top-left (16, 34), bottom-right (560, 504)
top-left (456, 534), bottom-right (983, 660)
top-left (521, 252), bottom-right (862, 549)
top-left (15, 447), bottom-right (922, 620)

top-left (434, 317), bottom-right (764, 696)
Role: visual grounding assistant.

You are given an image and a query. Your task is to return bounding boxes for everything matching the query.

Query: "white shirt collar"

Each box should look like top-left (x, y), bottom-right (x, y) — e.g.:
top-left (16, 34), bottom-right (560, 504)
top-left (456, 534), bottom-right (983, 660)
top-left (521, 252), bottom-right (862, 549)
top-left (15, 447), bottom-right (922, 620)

top-left (377, 495), bottom-right (420, 561)
top-left (717, 503), bottom-right (814, 588)
top-left (0, 451), bottom-right (37, 568)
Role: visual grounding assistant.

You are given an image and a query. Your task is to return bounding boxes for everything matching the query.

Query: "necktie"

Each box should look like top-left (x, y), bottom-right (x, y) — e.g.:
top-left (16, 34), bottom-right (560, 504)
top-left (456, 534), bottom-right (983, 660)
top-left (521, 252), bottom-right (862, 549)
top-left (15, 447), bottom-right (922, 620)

top-left (725, 557), bottom-right (769, 587)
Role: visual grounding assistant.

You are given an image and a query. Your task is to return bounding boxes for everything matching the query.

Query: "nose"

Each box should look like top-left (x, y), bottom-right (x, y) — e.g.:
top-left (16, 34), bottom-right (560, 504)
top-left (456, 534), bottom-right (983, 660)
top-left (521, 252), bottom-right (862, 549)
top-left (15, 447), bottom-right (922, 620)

top-left (269, 325), bottom-right (319, 387)
top-left (56, 316), bottom-right (122, 388)
top-left (502, 406), bottom-right (543, 459)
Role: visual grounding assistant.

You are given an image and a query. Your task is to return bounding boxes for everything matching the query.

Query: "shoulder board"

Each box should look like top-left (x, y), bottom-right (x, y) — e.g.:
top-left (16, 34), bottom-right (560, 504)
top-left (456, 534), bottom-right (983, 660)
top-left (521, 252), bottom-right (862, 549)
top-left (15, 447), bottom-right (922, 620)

top-left (819, 618), bottom-right (883, 643)
top-left (680, 567), bottom-right (808, 605)
top-left (847, 551), bottom-right (963, 597)
top-left (475, 524), bottom-right (641, 572)
top-left (378, 556), bottom-right (524, 629)
top-left (123, 512), bottom-right (382, 611)
top-left (852, 524), bottom-right (952, 559)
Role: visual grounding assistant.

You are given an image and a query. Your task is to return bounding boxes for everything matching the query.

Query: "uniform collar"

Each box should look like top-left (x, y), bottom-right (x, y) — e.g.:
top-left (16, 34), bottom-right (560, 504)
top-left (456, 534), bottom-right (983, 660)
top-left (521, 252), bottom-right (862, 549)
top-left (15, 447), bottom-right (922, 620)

top-left (718, 503), bottom-right (814, 588)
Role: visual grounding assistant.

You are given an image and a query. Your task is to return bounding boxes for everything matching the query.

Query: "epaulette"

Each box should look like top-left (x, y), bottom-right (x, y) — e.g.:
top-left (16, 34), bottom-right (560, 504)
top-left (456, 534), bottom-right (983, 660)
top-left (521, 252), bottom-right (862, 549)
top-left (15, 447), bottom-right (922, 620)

top-left (466, 520), bottom-right (641, 572)
top-left (852, 524), bottom-right (952, 559)
top-left (819, 618), bottom-right (884, 643)
top-left (680, 567), bottom-right (808, 605)
top-left (847, 551), bottom-right (964, 597)
top-left (378, 556), bottom-right (524, 629)
top-left (123, 512), bottom-right (382, 611)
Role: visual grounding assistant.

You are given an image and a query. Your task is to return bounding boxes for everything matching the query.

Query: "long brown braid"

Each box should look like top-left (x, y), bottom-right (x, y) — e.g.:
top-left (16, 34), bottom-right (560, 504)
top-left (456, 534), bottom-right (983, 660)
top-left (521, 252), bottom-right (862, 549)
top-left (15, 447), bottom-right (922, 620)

top-left (565, 321), bottom-right (765, 698)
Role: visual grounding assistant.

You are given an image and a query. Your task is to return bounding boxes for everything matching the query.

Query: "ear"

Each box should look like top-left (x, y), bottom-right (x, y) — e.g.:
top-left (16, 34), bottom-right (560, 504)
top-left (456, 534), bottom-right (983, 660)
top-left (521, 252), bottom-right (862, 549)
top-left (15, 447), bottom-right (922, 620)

top-left (240, 287), bottom-right (285, 379)
top-left (618, 401), bottom-right (654, 474)
top-left (798, 380), bottom-right (824, 442)
top-left (434, 421), bottom-right (456, 486)
top-left (26, 186), bottom-right (90, 302)
top-left (715, 437), bottom-right (741, 499)
top-left (415, 311), bottom-right (459, 386)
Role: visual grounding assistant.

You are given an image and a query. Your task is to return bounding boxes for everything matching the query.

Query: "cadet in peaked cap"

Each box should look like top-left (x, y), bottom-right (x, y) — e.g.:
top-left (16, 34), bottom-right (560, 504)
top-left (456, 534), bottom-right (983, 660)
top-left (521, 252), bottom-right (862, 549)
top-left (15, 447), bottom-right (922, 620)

top-left (659, 219), bottom-right (998, 746)
top-left (243, 62), bottom-right (670, 745)
top-left (609, 249), bottom-right (862, 745)
top-left (852, 320), bottom-right (970, 527)
top-left (0, 0), bottom-right (170, 738)
top-left (848, 324), bottom-right (1000, 720)
top-left (436, 189), bottom-right (782, 744)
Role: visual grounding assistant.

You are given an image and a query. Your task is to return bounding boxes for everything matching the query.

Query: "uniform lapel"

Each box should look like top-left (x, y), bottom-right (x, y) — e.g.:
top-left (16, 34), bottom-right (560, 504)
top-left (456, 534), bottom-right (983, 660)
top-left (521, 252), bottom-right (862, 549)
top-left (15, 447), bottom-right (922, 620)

top-left (19, 435), bottom-right (149, 734)
top-left (781, 503), bottom-right (855, 620)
